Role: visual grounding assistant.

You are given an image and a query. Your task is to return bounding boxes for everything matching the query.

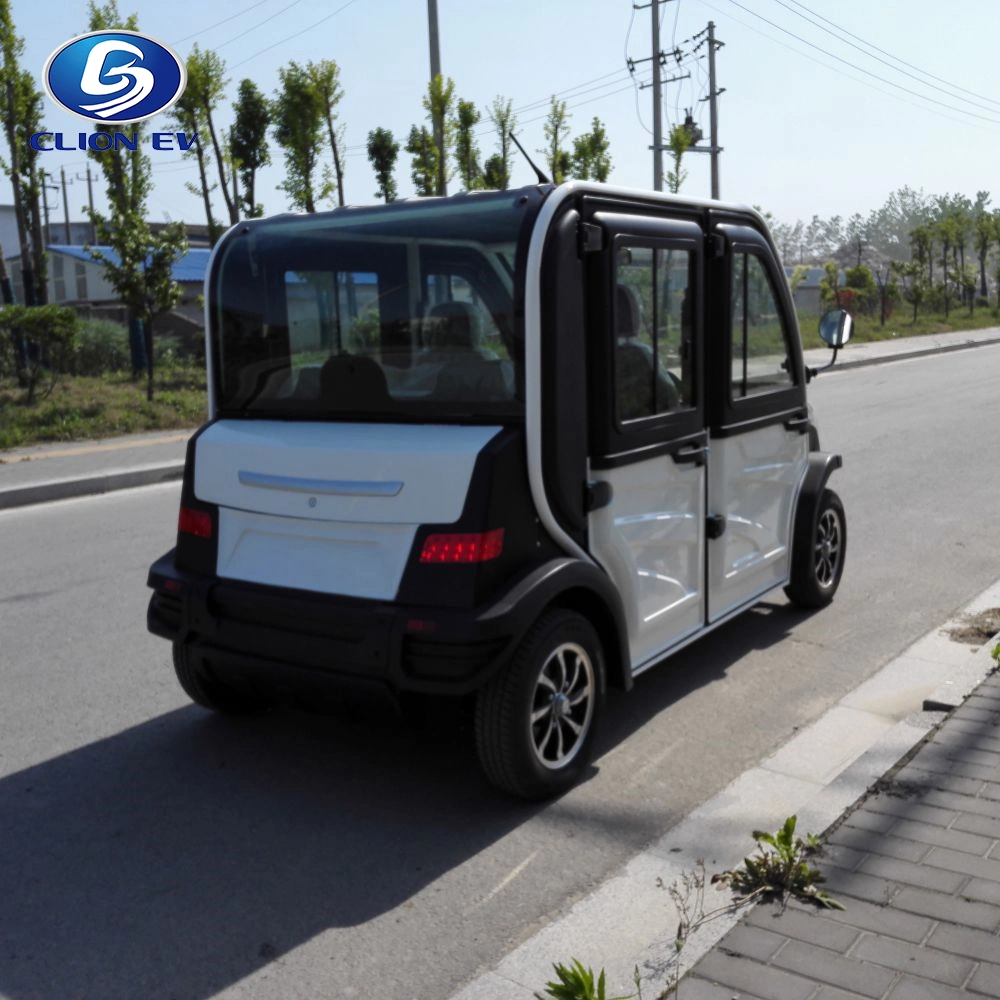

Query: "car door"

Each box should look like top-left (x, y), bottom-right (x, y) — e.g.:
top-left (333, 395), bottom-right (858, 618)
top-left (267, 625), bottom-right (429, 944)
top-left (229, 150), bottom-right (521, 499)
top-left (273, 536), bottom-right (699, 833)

top-left (706, 222), bottom-right (810, 622)
top-left (584, 210), bottom-right (707, 672)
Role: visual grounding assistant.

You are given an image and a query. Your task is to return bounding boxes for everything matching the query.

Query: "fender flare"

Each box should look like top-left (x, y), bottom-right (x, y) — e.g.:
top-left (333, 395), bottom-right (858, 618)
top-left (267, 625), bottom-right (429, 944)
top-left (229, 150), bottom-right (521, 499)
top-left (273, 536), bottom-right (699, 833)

top-left (789, 452), bottom-right (843, 582)
top-left (478, 558), bottom-right (633, 691)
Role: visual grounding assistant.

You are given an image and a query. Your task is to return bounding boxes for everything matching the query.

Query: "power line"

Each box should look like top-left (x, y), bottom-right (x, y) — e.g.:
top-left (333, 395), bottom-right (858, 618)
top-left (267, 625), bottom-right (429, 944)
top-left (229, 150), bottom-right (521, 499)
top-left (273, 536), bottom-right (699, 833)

top-left (782, 0), bottom-right (1000, 110)
top-left (215, 0), bottom-right (309, 51)
top-left (230, 0), bottom-right (365, 68)
top-left (725, 0), bottom-right (1000, 127)
top-left (176, 0), bottom-right (275, 45)
top-left (771, 0), bottom-right (1000, 116)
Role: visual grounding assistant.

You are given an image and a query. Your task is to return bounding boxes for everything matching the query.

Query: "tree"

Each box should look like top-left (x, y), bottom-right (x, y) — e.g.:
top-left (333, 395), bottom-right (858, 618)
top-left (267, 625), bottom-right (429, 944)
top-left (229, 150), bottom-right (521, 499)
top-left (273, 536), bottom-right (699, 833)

top-left (423, 74), bottom-right (456, 196)
top-left (486, 95), bottom-right (517, 191)
top-left (272, 61), bottom-right (327, 212)
top-left (406, 126), bottom-right (438, 197)
top-left (891, 260), bottom-right (927, 323)
top-left (366, 127), bottom-right (399, 202)
top-left (0, 2), bottom-right (46, 309)
top-left (167, 54), bottom-right (220, 243)
top-left (184, 46), bottom-right (235, 226)
top-left (310, 59), bottom-right (346, 208)
top-left (570, 117), bottom-right (611, 182)
top-left (665, 123), bottom-right (691, 194)
top-left (230, 79), bottom-right (271, 219)
top-left (972, 191), bottom-right (993, 299)
top-left (453, 99), bottom-right (483, 191)
top-left (84, 1), bottom-right (187, 402)
top-left (540, 97), bottom-right (571, 184)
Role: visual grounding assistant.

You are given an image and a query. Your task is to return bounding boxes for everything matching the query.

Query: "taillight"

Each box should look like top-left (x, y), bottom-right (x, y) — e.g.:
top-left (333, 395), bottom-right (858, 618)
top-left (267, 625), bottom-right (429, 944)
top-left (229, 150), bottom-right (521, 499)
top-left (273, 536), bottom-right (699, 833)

top-left (178, 506), bottom-right (213, 539)
top-left (419, 528), bottom-right (504, 563)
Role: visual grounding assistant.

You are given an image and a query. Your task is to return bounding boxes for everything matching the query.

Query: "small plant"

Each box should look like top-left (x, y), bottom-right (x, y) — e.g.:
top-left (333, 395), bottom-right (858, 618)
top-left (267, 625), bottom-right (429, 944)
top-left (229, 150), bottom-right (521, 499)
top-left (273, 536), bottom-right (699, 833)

top-left (991, 642), bottom-right (1000, 671)
top-left (536, 959), bottom-right (634, 1000)
top-left (714, 815), bottom-right (843, 910)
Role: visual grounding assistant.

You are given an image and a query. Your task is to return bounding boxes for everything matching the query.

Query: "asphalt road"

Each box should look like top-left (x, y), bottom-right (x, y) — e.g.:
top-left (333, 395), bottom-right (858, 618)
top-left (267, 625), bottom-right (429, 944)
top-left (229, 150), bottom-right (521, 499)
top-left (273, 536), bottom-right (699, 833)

top-left (2, 344), bottom-right (1000, 1000)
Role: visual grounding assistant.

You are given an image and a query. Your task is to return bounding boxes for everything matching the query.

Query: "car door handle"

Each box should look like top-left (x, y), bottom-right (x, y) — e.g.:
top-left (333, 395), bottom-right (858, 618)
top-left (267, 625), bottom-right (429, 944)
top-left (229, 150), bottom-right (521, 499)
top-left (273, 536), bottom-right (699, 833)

top-left (784, 415), bottom-right (810, 434)
top-left (672, 443), bottom-right (708, 466)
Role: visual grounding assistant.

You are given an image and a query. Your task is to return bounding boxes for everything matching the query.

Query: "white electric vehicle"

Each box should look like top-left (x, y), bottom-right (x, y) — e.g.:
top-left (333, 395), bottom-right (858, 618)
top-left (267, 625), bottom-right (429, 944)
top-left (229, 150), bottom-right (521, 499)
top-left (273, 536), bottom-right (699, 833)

top-left (147, 181), bottom-right (850, 799)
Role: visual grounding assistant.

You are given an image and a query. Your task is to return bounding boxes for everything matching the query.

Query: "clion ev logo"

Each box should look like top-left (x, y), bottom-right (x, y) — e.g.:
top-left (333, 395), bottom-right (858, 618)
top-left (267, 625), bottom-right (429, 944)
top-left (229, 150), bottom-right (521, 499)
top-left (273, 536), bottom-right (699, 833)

top-left (42, 30), bottom-right (186, 124)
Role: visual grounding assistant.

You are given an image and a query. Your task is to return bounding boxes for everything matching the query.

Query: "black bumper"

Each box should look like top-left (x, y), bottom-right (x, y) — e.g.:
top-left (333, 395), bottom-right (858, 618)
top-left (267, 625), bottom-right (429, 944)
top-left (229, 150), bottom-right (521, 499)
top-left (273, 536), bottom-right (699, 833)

top-left (147, 549), bottom-right (534, 699)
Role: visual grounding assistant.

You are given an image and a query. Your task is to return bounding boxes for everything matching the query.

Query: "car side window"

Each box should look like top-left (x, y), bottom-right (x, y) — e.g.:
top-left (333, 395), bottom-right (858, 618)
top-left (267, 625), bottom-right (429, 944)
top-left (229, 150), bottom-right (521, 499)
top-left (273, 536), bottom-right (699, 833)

top-left (730, 252), bottom-right (795, 398)
top-left (614, 244), bottom-right (695, 423)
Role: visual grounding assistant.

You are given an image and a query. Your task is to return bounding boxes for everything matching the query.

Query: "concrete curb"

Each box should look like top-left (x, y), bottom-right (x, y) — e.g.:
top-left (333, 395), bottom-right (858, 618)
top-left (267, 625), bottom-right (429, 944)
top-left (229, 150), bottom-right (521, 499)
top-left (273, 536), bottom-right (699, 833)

top-left (0, 461), bottom-right (184, 511)
top-left (804, 332), bottom-right (1000, 373)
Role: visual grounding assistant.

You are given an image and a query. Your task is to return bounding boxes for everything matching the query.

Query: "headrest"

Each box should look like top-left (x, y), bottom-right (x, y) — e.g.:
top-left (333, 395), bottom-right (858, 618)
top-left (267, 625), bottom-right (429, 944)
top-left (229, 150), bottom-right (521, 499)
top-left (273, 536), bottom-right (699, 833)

top-left (615, 285), bottom-right (640, 338)
top-left (426, 300), bottom-right (477, 349)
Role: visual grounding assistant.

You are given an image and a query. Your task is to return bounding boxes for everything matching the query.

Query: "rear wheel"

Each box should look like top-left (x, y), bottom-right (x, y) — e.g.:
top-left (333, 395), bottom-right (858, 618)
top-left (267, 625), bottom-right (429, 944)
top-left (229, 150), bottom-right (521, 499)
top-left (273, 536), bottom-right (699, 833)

top-left (475, 610), bottom-right (605, 799)
top-left (784, 488), bottom-right (846, 609)
top-left (172, 643), bottom-right (268, 715)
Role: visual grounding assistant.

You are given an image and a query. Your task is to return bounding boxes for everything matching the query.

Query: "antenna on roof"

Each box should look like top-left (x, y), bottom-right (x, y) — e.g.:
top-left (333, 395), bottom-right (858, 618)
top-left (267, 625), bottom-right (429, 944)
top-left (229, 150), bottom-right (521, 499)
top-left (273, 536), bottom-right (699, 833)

top-left (509, 131), bottom-right (550, 185)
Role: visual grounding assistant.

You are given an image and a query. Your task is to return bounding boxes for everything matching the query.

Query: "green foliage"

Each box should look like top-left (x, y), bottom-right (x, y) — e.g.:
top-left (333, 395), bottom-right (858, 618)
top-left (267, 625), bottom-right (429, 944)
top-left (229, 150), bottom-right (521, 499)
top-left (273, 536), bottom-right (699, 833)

top-left (453, 98), bottom-right (483, 191)
top-left (991, 643), bottom-right (1000, 669)
top-left (272, 60), bottom-right (327, 212)
top-left (231, 79), bottom-right (271, 218)
top-left (0, 303), bottom-right (78, 402)
top-left (183, 45), bottom-right (234, 225)
top-left (665, 124), bottom-right (691, 194)
top-left (541, 97), bottom-right (571, 184)
top-left (538, 960), bottom-right (632, 1000)
top-left (715, 815), bottom-right (843, 910)
top-left (367, 127), bottom-right (399, 202)
top-left (405, 125), bottom-right (438, 197)
top-left (71, 318), bottom-right (130, 374)
top-left (818, 260), bottom-right (842, 309)
top-left (487, 95), bottom-right (517, 190)
top-left (571, 117), bottom-right (611, 182)
top-left (844, 263), bottom-right (877, 314)
top-left (310, 59), bottom-right (346, 207)
top-left (422, 74), bottom-right (456, 196)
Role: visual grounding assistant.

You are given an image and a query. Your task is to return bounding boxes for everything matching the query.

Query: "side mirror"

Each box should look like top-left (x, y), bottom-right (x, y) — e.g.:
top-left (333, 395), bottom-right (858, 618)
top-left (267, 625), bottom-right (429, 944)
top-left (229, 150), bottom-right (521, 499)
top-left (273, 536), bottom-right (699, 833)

top-left (819, 309), bottom-right (853, 349)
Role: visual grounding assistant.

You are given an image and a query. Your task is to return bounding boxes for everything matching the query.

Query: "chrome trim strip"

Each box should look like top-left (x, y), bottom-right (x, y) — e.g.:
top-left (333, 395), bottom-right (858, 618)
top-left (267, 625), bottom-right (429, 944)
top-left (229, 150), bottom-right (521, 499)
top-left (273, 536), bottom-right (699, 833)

top-left (237, 470), bottom-right (404, 497)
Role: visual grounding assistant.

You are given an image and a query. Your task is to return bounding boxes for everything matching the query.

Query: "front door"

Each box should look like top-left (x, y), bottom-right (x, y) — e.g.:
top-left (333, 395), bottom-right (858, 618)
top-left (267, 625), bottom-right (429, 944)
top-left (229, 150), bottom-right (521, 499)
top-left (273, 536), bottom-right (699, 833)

top-left (585, 210), bottom-right (707, 672)
top-left (706, 223), bottom-right (810, 621)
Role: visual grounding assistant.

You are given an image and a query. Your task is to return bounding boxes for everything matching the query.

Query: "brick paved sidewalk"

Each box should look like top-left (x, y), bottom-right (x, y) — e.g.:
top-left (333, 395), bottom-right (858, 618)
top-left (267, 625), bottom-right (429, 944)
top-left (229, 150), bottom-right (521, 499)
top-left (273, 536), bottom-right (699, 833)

top-left (683, 669), bottom-right (1000, 1000)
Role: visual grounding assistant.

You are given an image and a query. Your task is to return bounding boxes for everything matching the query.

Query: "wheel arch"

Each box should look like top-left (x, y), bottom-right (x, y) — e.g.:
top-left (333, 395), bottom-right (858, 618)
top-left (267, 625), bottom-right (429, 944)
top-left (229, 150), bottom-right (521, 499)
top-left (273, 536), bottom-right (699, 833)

top-left (790, 451), bottom-right (843, 575)
top-left (547, 586), bottom-right (631, 693)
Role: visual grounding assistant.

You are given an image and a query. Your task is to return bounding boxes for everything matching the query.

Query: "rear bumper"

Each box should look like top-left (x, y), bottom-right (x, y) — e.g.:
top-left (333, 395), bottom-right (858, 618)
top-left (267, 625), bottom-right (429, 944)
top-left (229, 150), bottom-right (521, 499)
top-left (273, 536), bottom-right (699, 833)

top-left (147, 549), bottom-right (535, 699)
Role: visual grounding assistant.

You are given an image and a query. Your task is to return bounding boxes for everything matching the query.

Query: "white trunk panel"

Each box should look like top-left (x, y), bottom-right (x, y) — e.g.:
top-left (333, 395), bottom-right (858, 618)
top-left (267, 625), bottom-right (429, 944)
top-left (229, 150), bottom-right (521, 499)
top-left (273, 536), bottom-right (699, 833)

top-left (197, 420), bottom-right (501, 599)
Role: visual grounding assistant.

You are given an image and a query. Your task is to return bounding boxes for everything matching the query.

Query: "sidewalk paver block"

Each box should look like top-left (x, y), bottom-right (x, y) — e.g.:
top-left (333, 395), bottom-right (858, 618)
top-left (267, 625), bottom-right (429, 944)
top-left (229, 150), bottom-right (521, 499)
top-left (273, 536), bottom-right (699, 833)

top-left (921, 788), bottom-right (1000, 820)
top-left (960, 876), bottom-right (1000, 905)
top-left (745, 905), bottom-right (861, 954)
top-left (886, 974), bottom-right (969, 999)
top-left (850, 933), bottom-right (975, 986)
top-left (951, 810), bottom-right (1000, 838)
top-left (821, 844), bottom-right (868, 873)
top-left (827, 828), bottom-right (929, 865)
top-left (677, 977), bottom-right (763, 999)
top-left (716, 923), bottom-right (786, 962)
top-left (769, 939), bottom-right (896, 998)
top-left (889, 820), bottom-right (994, 857)
top-left (788, 897), bottom-right (933, 944)
top-left (862, 796), bottom-right (957, 828)
top-left (856, 854), bottom-right (966, 894)
top-left (968, 960), bottom-right (1000, 997)
top-left (926, 921), bottom-right (1000, 962)
top-left (891, 885), bottom-right (1000, 930)
top-left (693, 951), bottom-right (815, 1000)
top-left (924, 846), bottom-right (1000, 881)
top-left (893, 764), bottom-right (983, 797)
top-left (841, 810), bottom-right (897, 834)
top-left (819, 868), bottom-right (896, 907)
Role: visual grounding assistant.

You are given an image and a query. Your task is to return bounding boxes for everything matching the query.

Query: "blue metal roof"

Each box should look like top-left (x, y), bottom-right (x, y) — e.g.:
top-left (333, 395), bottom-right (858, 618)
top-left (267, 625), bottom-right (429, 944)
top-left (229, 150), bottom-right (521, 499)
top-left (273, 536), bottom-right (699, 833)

top-left (46, 244), bottom-right (210, 284)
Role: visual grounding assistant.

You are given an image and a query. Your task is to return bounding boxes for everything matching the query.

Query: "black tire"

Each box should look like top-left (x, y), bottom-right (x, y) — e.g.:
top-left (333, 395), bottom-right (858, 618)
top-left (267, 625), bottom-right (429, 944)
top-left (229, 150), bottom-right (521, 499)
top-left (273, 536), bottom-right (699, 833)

top-left (784, 487), bottom-right (846, 609)
top-left (172, 643), bottom-right (267, 715)
top-left (475, 609), bottom-right (606, 799)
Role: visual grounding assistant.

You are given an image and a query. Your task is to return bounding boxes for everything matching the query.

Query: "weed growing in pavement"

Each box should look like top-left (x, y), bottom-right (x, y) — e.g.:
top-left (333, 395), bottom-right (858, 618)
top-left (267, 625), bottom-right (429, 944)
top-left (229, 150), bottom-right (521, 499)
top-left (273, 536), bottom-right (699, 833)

top-left (535, 959), bottom-right (636, 1000)
top-left (714, 814), bottom-right (843, 911)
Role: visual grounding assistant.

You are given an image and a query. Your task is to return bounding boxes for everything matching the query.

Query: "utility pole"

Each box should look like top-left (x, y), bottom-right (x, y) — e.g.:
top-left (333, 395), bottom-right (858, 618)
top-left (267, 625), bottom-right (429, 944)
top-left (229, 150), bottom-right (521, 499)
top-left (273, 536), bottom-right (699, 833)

top-left (77, 167), bottom-right (96, 243)
top-left (60, 167), bottom-right (72, 244)
top-left (651, 0), bottom-right (663, 191)
top-left (426, 0), bottom-right (445, 195)
top-left (706, 21), bottom-right (723, 199)
top-left (39, 169), bottom-right (54, 247)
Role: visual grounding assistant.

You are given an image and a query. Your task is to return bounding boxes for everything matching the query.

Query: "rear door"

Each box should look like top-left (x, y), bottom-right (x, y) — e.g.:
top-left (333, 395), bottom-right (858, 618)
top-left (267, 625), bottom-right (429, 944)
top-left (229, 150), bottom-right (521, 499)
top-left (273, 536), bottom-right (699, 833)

top-left (706, 222), bottom-right (810, 621)
top-left (584, 209), bottom-right (707, 672)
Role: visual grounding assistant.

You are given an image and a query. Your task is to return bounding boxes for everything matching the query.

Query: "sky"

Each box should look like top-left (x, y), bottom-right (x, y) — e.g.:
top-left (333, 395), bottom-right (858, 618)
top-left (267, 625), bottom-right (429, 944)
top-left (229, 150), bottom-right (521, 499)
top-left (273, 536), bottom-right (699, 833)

top-left (7, 0), bottom-right (1000, 232)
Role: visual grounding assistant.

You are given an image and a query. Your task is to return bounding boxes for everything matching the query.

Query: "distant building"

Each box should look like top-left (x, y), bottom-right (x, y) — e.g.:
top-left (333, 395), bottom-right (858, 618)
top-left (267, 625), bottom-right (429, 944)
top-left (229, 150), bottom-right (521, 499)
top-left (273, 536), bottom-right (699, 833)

top-left (784, 265), bottom-right (845, 317)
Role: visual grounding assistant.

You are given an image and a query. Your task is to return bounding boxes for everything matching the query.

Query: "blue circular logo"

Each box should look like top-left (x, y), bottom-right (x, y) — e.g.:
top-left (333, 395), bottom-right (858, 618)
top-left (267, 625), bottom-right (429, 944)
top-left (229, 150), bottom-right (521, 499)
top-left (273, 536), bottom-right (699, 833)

top-left (43, 30), bottom-right (186, 124)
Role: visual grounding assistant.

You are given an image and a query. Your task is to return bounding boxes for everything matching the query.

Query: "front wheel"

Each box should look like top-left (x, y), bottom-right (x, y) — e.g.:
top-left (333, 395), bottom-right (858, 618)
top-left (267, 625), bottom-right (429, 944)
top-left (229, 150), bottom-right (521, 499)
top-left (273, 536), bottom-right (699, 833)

top-left (784, 487), bottom-right (846, 609)
top-left (475, 610), bottom-right (606, 800)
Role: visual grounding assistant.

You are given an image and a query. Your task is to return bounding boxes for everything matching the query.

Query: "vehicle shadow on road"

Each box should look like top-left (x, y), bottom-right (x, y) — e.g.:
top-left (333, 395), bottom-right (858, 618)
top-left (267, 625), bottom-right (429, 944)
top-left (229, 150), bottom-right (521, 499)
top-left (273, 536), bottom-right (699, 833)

top-left (0, 600), bottom-right (817, 1000)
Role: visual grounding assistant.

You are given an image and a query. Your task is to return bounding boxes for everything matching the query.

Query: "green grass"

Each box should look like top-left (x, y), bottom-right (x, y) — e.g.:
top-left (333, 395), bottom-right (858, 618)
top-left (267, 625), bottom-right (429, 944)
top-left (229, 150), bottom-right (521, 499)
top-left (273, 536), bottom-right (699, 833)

top-left (797, 305), bottom-right (1000, 349)
top-left (0, 363), bottom-right (206, 450)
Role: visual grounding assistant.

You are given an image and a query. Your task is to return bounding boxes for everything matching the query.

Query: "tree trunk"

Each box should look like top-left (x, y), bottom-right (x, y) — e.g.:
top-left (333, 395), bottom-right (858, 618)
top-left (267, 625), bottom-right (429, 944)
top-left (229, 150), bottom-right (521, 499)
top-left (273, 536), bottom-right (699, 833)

top-left (206, 111), bottom-right (237, 224)
top-left (325, 115), bottom-right (345, 208)
top-left (28, 161), bottom-right (47, 304)
top-left (193, 141), bottom-right (218, 242)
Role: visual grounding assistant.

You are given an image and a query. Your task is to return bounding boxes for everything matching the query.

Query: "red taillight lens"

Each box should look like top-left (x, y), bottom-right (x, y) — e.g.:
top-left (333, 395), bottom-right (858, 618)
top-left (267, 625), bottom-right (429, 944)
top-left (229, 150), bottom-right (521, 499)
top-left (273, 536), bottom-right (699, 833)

top-left (178, 506), bottom-right (213, 539)
top-left (419, 528), bottom-right (504, 563)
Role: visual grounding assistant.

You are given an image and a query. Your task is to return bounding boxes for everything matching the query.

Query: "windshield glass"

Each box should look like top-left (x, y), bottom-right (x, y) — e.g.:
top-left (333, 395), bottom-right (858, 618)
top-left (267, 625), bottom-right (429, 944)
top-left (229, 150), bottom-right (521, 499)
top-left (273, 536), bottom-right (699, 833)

top-left (210, 190), bottom-right (544, 421)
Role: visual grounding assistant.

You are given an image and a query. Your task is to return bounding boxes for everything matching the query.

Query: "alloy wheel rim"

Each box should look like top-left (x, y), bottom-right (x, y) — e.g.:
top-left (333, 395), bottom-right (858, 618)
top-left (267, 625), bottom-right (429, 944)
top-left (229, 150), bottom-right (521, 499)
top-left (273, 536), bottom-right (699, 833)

top-left (529, 642), bottom-right (595, 770)
top-left (814, 508), bottom-right (842, 588)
